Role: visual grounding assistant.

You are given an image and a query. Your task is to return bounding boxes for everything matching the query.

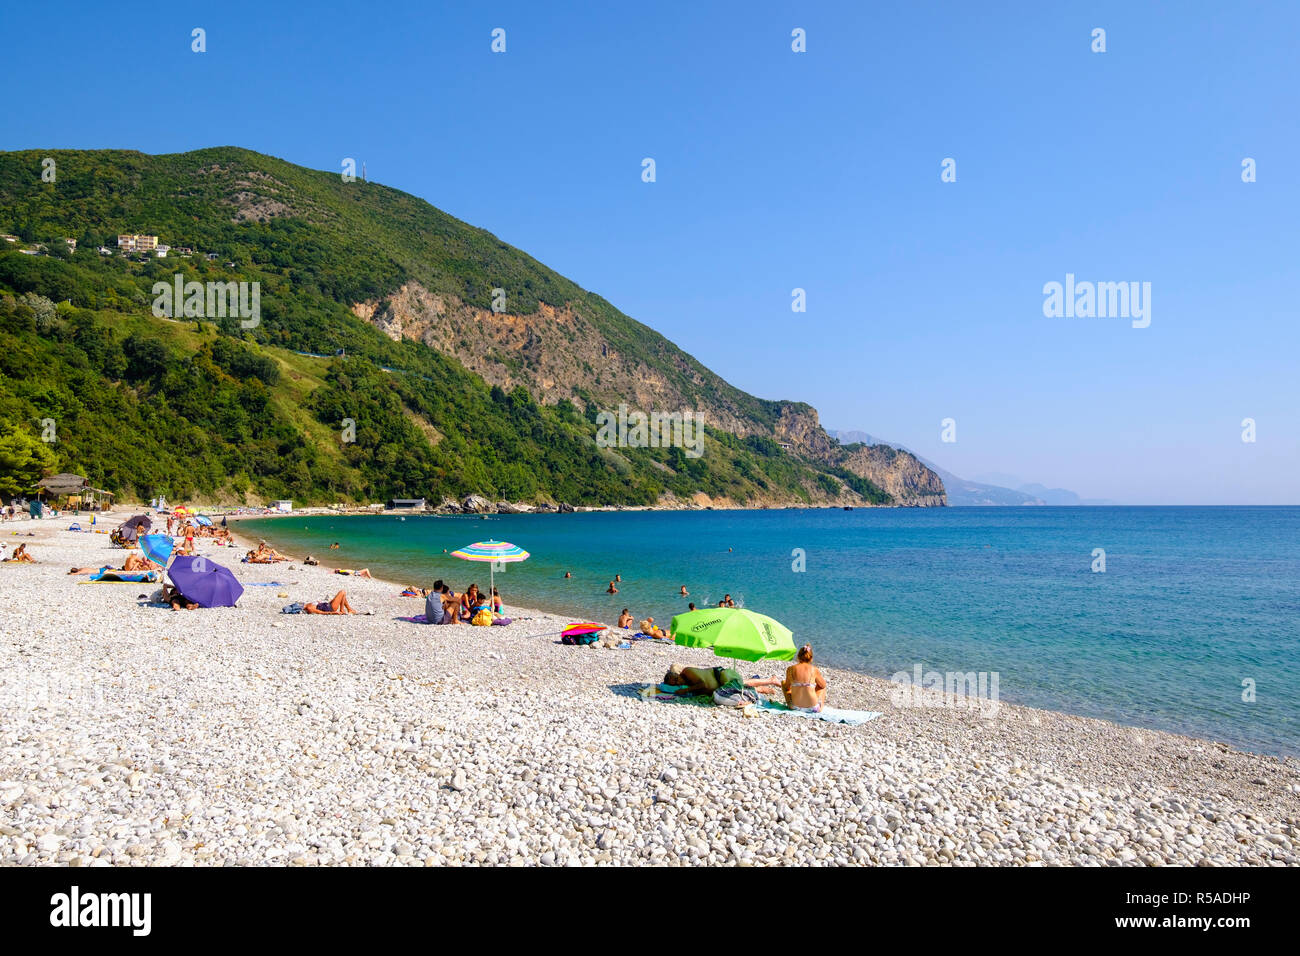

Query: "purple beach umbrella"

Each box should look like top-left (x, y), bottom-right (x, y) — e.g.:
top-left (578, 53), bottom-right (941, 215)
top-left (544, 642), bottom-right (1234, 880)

top-left (167, 555), bottom-right (244, 608)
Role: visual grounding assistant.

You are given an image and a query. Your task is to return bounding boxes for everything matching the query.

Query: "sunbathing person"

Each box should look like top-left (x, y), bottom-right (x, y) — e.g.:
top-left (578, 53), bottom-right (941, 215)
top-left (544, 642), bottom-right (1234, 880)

top-left (333, 567), bottom-right (372, 578)
top-left (246, 540), bottom-right (290, 563)
top-left (4, 543), bottom-right (33, 563)
top-left (618, 608), bottom-right (633, 628)
top-left (782, 644), bottom-right (828, 712)
top-left (304, 590), bottom-right (357, 614)
top-left (123, 552), bottom-right (159, 572)
top-left (638, 617), bottom-right (668, 639)
top-left (162, 583), bottom-right (198, 611)
top-left (661, 664), bottom-right (782, 697)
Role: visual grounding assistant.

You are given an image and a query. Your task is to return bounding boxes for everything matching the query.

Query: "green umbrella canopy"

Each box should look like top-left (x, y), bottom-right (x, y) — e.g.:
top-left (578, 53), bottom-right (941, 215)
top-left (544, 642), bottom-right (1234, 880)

top-left (669, 608), bottom-right (797, 663)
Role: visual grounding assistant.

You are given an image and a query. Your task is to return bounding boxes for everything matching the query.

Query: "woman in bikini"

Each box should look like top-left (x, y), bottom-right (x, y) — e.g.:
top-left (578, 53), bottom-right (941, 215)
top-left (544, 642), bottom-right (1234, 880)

top-left (460, 584), bottom-right (481, 621)
top-left (304, 590), bottom-right (357, 614)
top-left (783, 644), bottom-right (827, 712)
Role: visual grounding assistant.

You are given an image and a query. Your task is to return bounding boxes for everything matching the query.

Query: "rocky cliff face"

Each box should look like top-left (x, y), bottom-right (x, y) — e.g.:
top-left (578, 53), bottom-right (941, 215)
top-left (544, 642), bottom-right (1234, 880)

top-left (839, 443), bottom-right (948, 507)
top-left (353, 282), bottom-right (758, 436)
top-left (774, 404), bottom-right (946, 507)
top-left (354, 283), bottom-right (947, 507)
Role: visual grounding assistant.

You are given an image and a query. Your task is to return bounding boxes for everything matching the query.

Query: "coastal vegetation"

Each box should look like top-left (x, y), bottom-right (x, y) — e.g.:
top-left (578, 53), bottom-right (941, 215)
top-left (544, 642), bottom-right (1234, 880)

top-left (0, 147), bottom-right (915, 507)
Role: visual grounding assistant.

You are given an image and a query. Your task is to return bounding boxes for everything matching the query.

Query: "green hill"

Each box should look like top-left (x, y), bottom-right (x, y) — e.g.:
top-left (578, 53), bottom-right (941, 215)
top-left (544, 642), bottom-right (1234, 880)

top-left (0, 146), bottom-right (944, 508)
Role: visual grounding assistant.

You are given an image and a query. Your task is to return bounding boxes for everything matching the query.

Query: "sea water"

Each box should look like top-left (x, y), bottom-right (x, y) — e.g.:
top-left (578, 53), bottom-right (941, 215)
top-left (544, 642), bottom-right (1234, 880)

top-left (242, 507), bottom-right (1300, 757)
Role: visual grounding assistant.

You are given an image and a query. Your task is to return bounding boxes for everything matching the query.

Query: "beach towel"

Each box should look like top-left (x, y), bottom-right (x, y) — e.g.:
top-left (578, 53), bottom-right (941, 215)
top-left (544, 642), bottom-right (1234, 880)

top-left (281, 602), bottom-right (306, 614)
top-left (88, 569), bottom-right (158, 583)
top-left (246, 581), bottom-right (284, 587)
top-left (637, 684), bottom-right (714, 706)
top-left (398, 614), bottom-right (429, 624)
top-left (759, 701), bottom-right (882, 726)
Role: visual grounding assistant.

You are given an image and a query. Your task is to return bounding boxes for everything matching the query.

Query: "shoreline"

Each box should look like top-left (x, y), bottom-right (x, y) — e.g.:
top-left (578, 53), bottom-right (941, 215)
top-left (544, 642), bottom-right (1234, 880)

top-left (1, 512), bottom-right (1296, 866)
top-left (235, 512), bottom-right (1296, 762)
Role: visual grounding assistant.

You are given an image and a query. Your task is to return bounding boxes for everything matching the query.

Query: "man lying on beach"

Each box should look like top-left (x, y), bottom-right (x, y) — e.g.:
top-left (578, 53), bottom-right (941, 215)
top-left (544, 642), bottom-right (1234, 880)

top-left (333, 568), bottom-right (372, 578)
top-left (304, 590), bottom-right (357, 614)
top-left (68, 552), bottom-right (159, 575)
top-left (162, 583), bottom-right (199, 611)
top-left (661, 664), bottom-right (782, 698)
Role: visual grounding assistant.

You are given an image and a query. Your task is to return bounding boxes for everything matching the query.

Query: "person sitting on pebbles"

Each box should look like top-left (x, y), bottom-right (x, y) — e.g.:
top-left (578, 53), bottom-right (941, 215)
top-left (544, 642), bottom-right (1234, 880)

top-left (661, 664), bottom-right (782, 698)
top-left (3, 543), bottom-right (34, 563)
top-left (618, 608), bottom-right (633, 628)
top-left (782, 644), bottom-right (828, 713)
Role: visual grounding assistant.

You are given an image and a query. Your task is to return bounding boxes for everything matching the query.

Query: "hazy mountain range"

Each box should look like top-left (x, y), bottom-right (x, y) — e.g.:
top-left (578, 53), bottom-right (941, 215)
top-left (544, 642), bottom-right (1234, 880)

top-left (827, 430), bottom-right (1116, 506)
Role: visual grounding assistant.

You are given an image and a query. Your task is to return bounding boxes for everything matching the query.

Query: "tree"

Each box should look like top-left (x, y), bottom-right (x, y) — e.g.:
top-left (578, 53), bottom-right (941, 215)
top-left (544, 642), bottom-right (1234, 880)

top-left (0, 424), bottom-right (58, 498)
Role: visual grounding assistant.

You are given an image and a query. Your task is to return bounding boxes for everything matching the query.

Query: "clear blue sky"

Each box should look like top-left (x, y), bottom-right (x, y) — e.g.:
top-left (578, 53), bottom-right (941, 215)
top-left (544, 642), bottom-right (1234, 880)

top-left (3, 0), bottom-right (1296, 504)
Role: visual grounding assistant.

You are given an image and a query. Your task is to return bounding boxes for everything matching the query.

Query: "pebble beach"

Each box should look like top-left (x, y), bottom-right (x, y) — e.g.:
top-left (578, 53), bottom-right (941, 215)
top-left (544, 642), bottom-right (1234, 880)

top-left (1, 516), bottom-right (1297, 867)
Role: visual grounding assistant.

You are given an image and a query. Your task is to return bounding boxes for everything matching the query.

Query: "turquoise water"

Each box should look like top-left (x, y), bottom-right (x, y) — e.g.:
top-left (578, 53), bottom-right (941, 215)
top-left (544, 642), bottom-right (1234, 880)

top-left (242, 507), bottom-right (1300, 757)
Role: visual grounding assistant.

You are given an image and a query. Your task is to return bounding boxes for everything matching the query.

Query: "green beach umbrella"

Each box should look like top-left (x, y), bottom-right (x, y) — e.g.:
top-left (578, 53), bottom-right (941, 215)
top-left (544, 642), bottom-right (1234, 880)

top-left (669, 608), bottom-right (797, 663)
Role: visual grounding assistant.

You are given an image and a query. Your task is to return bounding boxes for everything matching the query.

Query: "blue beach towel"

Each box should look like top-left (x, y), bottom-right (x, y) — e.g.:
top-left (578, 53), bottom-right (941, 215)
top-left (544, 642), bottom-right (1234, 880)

top-left (88, 568), bottom-right (158, 583)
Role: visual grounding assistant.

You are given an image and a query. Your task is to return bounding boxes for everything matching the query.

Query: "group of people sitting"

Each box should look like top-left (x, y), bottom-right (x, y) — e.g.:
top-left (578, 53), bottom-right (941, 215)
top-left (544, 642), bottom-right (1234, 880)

top-left (615, 608), bottom-right (671, 639)
top-left (68, 552), bottom-right (159, 575)
top-left (661, 644), bottom-right (828, 712)
top-left (245, 540), bottom-right (290, 563)
top-left (422, 581), bottom-right (508, 626)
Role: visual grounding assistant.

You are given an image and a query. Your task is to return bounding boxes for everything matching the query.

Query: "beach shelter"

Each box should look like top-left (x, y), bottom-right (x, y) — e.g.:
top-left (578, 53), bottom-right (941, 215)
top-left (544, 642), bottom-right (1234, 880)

top-left (195, 515), bottom-right (213, 527)
top-left (669, 607), bottom-right (797, 662)
top-left (167, 555), bottom-right (243, 608)
top-left (450, 539), bottom-right (529, 602)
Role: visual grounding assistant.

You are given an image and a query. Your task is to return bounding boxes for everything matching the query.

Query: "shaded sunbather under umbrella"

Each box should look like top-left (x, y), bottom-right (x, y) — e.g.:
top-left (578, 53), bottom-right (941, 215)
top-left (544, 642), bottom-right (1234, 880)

top-left (121, 514), bottom-right (152, 535)
top-left (167, 555), bottom-right (243, 608)
top-left (450, 540), bottom-right (529, 606)
top-left (669, 607), bottom-right (797, 663)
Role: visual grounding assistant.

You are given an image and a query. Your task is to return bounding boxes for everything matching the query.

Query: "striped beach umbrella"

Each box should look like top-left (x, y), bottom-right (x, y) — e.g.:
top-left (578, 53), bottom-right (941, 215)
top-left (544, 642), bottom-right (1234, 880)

top-left (450, 539), bottom-right (529, 602)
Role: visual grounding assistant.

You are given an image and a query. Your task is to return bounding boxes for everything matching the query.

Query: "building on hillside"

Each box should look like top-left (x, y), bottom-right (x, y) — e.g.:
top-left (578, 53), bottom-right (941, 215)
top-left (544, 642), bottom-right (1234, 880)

top-left (155, 244), bottom-right (170, 257)
top-left (0, 234), bottom-right (17, 243)
top-left (117, 234), bottom-right (159, 252)
top-left (387, 498), bottom-right (427, 510)
top-left (63, 238), bottom-right (76, 251)
top-left (176, 247), bottom-right (194, 257)
top-left (205, 252), bottom-right (218, 261)
top-left (98, 246), bottom-right (113, 255)
top-left (271, 500), bottom-right (293, 513)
